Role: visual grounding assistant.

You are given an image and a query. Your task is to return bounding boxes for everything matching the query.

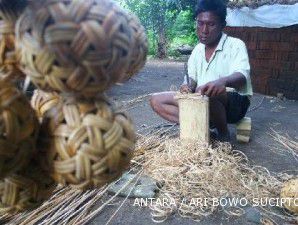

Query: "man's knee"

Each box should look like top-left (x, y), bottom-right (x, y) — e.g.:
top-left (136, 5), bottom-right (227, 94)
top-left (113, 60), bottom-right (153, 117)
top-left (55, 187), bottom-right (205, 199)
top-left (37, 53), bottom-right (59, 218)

top-left (150, 92), bottom-right (177, 114)
top-left (209, 94), bottom-right (227, 107)
top-left (209, 96), bottom-right (228, 117)
top-left (150, 94), bottom-right (161, 112)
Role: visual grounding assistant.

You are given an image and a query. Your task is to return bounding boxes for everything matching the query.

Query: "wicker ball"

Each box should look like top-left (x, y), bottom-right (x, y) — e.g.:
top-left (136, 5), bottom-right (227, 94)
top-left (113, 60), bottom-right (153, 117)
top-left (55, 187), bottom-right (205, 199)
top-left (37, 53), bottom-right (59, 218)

top-left (0, 0), bottom-right (27, 81)
top-left (0, 80), bottom-right (39, 178)
top-left (36, 96), bottom-right (136, 190)
top-left (16, 0), bottom-right (138, 97)
top-left (280, 179), bottom-right (298, 214)
top-left (0, 160), bottom-right (56, 214)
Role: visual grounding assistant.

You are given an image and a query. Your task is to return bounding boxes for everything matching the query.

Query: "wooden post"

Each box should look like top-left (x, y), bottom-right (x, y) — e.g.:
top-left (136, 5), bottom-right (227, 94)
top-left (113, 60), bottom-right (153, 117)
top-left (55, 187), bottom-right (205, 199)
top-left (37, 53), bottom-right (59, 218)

top-left (236, 117), bottom-right (251, 143)
top-left (175, 93), bottom-right (209, 144)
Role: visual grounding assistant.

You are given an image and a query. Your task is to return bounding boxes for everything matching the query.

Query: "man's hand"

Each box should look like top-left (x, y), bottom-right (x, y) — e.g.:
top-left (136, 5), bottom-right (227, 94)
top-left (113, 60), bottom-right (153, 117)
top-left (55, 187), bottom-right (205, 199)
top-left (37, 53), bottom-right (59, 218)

top-left (196, 79), bottom-right (226, 97)
top-left (179, 84), bottom-right (192, 94)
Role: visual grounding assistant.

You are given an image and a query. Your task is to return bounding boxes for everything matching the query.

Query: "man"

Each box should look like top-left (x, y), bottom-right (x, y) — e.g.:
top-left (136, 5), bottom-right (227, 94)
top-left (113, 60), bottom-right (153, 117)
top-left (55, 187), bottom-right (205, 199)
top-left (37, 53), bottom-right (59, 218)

top-left (150, 0), bottom-right (252, 142)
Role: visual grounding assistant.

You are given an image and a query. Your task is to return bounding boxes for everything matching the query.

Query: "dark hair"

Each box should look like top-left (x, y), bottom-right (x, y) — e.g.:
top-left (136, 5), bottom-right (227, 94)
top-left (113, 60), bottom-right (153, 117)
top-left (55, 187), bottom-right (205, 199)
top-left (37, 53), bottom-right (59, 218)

top-left (195, 0), bottom-right (227, 25)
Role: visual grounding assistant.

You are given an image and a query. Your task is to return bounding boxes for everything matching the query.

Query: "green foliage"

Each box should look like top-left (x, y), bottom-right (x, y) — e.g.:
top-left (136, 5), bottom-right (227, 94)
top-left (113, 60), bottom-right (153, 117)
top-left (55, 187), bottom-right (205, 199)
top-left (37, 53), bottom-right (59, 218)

top-left (173, 10), bottom-right (194, 36)
top-left (167, 49), bottom-right (180, 57)
top-left (170, 10), bottom-right (197, 47)
top-left (115, 0), bottom-right (198, 58)
top-left (166, 9), bottom-right (197, 56)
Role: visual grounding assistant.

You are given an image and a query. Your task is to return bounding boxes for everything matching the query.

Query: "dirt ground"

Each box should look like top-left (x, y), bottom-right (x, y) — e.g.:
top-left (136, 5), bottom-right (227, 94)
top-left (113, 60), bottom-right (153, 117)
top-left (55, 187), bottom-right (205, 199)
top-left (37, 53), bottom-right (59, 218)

top-left (89, 59), bottom-right (298, 225)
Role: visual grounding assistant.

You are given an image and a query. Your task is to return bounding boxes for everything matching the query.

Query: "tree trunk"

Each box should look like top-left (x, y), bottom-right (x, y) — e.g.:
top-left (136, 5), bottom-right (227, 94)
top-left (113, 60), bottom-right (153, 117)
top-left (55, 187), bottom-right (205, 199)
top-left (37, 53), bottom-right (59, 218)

top-left (157, 26), bottom-right (167, 59)
top-left (156, 10), bottom-right (167, 59)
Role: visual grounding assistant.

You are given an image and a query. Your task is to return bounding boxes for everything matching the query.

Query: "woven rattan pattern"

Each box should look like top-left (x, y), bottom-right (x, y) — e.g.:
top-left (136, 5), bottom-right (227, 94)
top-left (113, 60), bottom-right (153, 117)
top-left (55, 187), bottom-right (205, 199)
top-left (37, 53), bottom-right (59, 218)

top-left (32, 91), bottom-right (136, 190)
top-left (0, 81), bottom-right (39, 178)
top-left (16, 0), bottom-right (143, 97)
top-left (0, 0), bottom-right (27, 81)
top-left (0, 161), bottom-right (56, 214)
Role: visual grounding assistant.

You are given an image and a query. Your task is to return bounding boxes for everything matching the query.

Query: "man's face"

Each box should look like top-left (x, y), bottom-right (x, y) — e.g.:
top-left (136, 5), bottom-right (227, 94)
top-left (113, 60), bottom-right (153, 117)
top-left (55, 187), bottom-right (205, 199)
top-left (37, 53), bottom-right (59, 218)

top-left (196, 11), bottom-right (223, 46)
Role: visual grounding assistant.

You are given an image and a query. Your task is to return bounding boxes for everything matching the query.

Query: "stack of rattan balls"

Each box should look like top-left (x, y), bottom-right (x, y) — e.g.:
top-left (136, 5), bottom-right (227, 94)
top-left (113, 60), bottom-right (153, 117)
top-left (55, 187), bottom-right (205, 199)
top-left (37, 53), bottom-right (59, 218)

top-left (0, 0), bottom-right (147, 214)
top-left (0, 0), bottom-right (56, 214)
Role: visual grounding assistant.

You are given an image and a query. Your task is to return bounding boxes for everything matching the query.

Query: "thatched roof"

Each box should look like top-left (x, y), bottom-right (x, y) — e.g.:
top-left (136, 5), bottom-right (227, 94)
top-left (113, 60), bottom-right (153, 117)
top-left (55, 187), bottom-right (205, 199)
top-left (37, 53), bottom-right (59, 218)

top-left (227, 0), bottom-right (298, 8)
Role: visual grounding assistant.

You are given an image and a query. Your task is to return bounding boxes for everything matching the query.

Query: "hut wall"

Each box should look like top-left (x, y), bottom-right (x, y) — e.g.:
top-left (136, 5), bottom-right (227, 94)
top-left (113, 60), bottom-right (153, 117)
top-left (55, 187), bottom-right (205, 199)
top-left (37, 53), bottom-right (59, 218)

top-left (224, 25), bottom-right (298, 100)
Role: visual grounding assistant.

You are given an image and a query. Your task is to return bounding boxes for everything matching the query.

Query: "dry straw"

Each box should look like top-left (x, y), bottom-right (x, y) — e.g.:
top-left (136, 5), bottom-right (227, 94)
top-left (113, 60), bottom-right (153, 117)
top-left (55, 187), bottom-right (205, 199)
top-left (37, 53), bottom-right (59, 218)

top-left (0, 80), bottom-right (39, 178)
top-left (269, 129), bottom-right (298, 162)
top-left (31, 90), bottom-right (136, 190)
top-left (0, 170), bottom-right (143, 225)
top-left (16, 0), bottom-right (147, 97)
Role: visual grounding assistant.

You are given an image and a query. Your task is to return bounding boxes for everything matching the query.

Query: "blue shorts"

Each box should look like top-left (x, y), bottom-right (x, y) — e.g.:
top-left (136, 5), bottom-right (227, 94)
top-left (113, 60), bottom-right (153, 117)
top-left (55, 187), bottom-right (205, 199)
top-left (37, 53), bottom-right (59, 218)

top-left (226, 92), bottom-right (250, 124)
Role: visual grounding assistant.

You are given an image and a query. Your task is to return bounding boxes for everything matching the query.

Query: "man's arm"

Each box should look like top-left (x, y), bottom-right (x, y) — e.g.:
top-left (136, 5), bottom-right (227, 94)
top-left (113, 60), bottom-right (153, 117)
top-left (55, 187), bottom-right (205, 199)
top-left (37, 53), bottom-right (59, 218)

top-left (221, 72), bottom-right (246, 89)
top-left (196, 72), bottom-right (246, 97)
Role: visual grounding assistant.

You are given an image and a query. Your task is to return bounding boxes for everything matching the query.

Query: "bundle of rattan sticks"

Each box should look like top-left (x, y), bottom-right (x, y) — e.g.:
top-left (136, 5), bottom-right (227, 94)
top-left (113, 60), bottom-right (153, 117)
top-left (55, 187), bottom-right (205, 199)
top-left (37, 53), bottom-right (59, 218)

top-left (0, 0), bottom-right (147, 213)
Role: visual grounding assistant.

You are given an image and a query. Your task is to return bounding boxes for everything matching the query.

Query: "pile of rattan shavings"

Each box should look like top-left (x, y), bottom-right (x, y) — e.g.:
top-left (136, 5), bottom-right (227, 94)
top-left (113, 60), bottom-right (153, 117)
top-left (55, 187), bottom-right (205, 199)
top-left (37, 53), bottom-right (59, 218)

top-left (133, 135), bottom-right (297, 223)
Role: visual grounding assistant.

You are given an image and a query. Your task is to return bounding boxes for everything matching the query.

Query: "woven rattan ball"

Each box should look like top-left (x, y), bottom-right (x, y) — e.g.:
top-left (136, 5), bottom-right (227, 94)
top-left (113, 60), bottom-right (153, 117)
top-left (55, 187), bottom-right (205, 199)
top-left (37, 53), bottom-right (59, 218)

top-left (0, 0), bottom-right (27, 81)
top-left (0, 160), bottom-right (56, 214)
top-left (0, 80), bottom-right (39, 178)
top-left (122, 13), bottom-right (148, 81)
top-left (36, 96), bottom-right (136, 190)
top-left (16, 0), bottom-right (137, 97)
top-left (280, 179), bottom-right (298, 214)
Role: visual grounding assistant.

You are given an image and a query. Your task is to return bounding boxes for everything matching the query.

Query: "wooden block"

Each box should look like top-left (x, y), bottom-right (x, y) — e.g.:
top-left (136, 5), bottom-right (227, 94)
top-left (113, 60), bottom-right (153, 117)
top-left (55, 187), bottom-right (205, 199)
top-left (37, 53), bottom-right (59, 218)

top-left (175, 93), bottom-right (209, 144)
top-left (236, 117), bottom-right (251, 143)
top-left (237, 134), bottom-right (250, 143)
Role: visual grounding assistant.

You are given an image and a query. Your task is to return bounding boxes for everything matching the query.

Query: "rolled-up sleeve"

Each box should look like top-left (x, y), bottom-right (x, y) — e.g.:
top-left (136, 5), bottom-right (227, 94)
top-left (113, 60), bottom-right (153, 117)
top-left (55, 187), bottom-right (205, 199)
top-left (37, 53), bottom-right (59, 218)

top-left (183, 46), bottom-right (198, 84)
top-left (230, 40), bottom-right (250, 80)
top-left (188, 48), bottom-right (197, 81)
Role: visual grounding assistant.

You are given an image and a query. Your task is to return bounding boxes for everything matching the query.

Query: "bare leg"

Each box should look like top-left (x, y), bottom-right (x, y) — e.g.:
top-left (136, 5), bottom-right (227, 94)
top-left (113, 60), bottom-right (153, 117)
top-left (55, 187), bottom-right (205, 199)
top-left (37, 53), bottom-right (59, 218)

top-left (149, 91), bottom-right (179, 123)
top-left (209, 93), bottom-right (229, 139)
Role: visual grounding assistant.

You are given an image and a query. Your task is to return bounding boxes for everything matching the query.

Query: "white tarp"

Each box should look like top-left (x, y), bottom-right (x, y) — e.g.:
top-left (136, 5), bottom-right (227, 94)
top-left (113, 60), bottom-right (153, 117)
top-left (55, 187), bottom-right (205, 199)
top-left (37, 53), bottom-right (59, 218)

top-left (227, 3), bottom-right (298, 28)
